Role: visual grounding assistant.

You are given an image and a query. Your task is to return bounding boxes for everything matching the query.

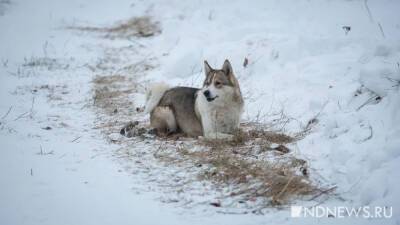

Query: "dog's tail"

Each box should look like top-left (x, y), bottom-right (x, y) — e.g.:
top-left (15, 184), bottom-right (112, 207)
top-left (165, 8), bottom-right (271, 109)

top-left (144, 82), bottom-right (171, 113)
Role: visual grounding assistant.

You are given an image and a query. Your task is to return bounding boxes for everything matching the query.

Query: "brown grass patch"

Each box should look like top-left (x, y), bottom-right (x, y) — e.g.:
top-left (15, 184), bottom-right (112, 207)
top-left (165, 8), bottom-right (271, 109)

top-left (93, 75), bottom-right (136, 115)
top-left (67, 16), bottom-right (161, 39)
top-left (166, 128), bottom-right (323, 207)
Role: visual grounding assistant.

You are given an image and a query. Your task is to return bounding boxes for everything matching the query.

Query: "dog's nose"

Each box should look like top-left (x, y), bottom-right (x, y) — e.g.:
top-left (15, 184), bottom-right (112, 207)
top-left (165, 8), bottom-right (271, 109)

top-left (203, 90), bottom-right (210, 98)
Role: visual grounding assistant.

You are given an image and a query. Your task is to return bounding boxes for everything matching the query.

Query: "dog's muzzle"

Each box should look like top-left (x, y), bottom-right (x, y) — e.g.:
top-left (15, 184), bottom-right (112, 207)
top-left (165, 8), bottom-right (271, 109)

top-left (203, 90), bottom-right (218, 102)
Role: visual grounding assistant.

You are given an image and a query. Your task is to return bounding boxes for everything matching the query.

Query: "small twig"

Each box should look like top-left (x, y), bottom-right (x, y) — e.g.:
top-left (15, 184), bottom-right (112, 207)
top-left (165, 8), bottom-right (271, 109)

top-left (342, 26), bottom-right (351, 35)
top-left (30, 96), bottom-right (35, 117)
top-left (14, 111), bottom-right (29, 121)
top-left (385, 76), bottom-right (400, 88)
top-left (357, 95), bottom-right (378, 111)
top-left (91, 152), bottom-right (106, 159)
top-left (187, 63), bottom-right (199, 86)
top-left (314, 101), bottom-right (329, 119)
top-left (43, 40), bottom-right (49, 57)
top-left (273, 176), bottom-right (294, 202)
top-left (70, 136), bottom-right (82, 142)
top-left (364, 0), bottom-right (374, 22)
top-left (37, 145), bottom-right (54, 155)
top-left (301, 100), bottom-right (329, 133)
top-left (1, 106), bottom-right (12, 120)
top-left (378, 23), bottom-right (385, 38)
top-left (308, 186), bottom-right (337, 201)
top-left (360, 125), bottom-right (373, 142)
top-left (337, 100), bottom-right (342, 110)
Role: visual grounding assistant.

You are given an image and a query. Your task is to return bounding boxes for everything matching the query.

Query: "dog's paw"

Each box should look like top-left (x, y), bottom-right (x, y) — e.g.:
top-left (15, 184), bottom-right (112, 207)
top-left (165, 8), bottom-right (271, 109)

top-left (205, 132), bottom-right (234, 141)
top-left (136, 107), bottom-right (145, 113)
top-left (120, 121), bottom-right (140, 138)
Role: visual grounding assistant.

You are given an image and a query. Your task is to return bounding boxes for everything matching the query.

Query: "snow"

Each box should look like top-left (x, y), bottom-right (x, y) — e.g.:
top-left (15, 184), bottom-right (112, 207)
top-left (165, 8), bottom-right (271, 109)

top-left (1, 0), bottom-right (399, 224)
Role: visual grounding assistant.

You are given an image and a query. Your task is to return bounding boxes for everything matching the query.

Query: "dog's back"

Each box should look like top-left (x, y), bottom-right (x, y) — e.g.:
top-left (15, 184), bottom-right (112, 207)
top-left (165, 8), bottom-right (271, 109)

top-left (158, 87), bottom-right (203, 137)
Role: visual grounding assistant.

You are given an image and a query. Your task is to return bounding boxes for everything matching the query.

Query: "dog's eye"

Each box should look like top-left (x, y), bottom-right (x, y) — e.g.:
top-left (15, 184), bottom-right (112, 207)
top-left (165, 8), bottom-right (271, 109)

top-left (215, 81), bottom-right (221, 86)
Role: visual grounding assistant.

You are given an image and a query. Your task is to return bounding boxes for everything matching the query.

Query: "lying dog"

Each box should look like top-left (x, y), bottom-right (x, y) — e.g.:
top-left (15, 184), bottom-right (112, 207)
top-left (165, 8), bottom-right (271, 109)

top-left (144, 59), bottom-right (243, 139)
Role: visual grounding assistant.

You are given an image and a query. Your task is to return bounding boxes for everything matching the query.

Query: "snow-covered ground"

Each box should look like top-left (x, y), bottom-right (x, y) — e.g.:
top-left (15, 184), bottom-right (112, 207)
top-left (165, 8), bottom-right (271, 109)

top-left (0, 0), bottom-right (399, 224)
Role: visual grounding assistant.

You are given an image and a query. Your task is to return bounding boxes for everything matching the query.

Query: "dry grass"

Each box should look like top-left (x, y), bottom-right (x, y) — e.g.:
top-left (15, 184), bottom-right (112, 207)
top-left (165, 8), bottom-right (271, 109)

top-left (7, 56), bottom-right (75, 78)
top-left (91, 73), bottom-right (145, 139)
top-left (167, 128), bottom-right (322, 207)
top-left (93, 75), bottom-right (134, 114)
top-left (67, 16), bottom-right (161, 39)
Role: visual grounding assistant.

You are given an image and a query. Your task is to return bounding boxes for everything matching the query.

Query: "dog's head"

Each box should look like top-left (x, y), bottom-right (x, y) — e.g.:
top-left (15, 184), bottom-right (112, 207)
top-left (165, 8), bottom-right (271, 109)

top-left (201, 59), bottom-right (242, 103)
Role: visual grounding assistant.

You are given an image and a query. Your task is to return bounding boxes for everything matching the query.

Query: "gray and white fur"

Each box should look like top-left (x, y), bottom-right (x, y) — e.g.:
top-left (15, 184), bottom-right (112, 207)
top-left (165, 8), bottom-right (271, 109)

top-left (144, 59), bottom-right (243, 139)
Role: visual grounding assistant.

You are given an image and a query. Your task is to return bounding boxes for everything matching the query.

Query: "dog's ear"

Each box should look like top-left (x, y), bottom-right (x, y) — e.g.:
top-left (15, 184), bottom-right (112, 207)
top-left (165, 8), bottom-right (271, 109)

top-left (222, 59), bottom-right (233, 76)
top-left (204, 60), bottom-right (212, 75)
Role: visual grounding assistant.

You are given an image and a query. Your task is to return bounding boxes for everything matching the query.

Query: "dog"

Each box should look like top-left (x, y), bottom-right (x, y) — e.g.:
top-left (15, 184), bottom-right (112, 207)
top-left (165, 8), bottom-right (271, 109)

top-left (144, 59), bottom-right (243, 139)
